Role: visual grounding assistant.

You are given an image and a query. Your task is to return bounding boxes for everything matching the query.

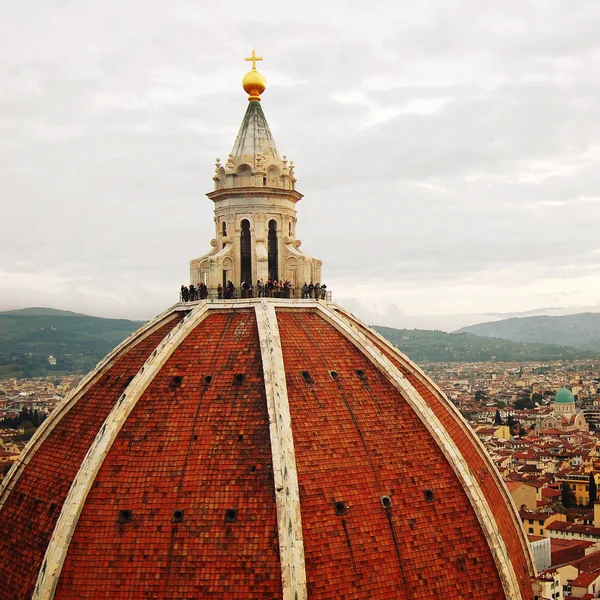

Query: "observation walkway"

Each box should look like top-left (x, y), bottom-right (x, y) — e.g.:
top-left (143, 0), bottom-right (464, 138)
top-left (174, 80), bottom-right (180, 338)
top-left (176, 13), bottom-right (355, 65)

top-left (179, 286), bottom-right (332, 302)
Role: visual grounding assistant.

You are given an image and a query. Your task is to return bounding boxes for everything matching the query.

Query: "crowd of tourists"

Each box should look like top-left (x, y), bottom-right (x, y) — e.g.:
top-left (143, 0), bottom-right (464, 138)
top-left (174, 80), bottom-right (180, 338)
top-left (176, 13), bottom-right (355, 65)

top-left (179, 280), bottom-right (328, 302)
top-left (180, 283), bottom-right (209, 302)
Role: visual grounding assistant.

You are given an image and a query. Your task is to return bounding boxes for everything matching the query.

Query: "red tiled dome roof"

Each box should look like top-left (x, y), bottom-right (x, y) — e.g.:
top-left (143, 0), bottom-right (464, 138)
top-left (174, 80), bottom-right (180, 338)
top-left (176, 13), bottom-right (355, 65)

top-left (0, 299), bottom-right (535, 599)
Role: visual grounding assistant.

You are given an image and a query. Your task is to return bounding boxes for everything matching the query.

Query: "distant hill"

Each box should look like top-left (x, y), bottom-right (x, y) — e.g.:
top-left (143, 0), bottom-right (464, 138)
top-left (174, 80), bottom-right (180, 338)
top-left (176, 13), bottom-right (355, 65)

top-left (0, 308), bottom-right (143, 378)
top-left (372, 325), bottom-right (595, 363)
top-left (456, 312), bottom-right (600, 351)
top-left (0, 307), bottom-right (89, 317)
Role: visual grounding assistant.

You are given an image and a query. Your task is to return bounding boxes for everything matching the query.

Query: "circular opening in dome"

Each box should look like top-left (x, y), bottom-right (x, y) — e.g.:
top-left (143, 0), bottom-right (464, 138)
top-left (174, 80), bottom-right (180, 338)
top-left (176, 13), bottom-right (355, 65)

top-left (329, 371), bottom-right (340, 381)
top-left (172, 510), bottom-right (184, 523)
top-left (424, 489), bottom-right (435, 502)
top-left (334, 501), bottom-right (347, 516)
top-left (234, 374), bottom-right (245, 384)
top-left (119, 509), bottom-right (132, 523)
top-left (355, 369), bottom-right (368, 381)
top-left (225, 508), bottom-right (238, 523)
top-left (170, 375), bottom-right (184, 388)
top-left (49, 502), bottom-right (57, 514)
top-left (251, 465), bottom-right (256, 473)
top-left (380, 496), bottom-right (392, 510)
top-left (204, 375), bottom-right (213, 385)
top-left (301, 371), bottom-right (313, 384)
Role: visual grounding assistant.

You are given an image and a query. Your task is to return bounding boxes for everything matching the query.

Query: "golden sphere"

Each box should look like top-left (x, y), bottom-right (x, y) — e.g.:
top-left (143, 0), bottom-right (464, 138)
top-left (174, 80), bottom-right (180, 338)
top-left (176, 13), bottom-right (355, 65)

top-left (242, 69), bottom-right (266, 100)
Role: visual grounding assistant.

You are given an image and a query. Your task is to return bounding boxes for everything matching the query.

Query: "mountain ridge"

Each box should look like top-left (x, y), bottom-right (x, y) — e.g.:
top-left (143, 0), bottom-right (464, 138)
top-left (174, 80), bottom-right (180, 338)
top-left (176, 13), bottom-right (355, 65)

top-left (0, 307), bottom-right (93, 318)
top-left (0, 309), bottom-right (145, 378)
top-left (456, 312), bottom-right (600, 351)
top-left (371, 325), bottom-right (593, 364)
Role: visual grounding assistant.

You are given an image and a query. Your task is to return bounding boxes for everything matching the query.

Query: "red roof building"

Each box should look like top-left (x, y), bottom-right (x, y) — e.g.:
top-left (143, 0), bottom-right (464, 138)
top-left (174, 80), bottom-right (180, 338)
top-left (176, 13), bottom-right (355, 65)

top-left (0, 55), bottom-right (536, 599)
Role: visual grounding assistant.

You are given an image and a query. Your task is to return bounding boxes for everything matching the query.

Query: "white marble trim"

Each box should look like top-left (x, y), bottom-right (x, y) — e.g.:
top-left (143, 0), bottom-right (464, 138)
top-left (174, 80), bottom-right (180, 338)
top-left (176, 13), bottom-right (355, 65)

top-left (314, 302), bottom-right (524, 599)
top-left (32, 304), bottom-right (211, 600)
top-left (0, 305), bottom-right (182, 511)
top-left (255, 300), bottom-right (307, 600)
top-left (329, 303), bottom-right (537, 580)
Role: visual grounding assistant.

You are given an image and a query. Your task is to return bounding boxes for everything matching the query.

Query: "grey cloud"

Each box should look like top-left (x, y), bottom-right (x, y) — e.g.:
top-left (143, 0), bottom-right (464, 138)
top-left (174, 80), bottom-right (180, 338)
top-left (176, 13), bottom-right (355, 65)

top-left (1, 0), bottom-right (599, 323)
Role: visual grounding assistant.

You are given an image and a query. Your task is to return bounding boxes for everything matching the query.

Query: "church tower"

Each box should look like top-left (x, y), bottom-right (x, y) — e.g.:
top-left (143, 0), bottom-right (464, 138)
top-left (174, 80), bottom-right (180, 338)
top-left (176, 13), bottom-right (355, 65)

top-left (189, 51), bottom-right (322, 292)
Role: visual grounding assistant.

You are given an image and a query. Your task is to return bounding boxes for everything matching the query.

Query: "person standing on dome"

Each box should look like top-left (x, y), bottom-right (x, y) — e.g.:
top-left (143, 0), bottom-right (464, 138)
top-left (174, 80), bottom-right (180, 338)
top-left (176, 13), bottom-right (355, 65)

top-left (241, 280), bottom-right (250, 298)
top-left (217, 283), bottom-right (223, 299)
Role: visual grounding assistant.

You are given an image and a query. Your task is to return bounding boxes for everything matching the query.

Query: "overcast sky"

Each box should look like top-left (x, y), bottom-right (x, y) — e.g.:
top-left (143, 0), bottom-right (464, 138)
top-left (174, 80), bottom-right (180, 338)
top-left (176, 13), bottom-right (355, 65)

top-left (1, 0), bottom-right (599, 330)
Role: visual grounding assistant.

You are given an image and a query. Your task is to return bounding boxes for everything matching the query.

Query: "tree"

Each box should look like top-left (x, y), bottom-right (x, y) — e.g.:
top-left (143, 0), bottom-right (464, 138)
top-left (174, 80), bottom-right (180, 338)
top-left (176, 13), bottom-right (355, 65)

top-left (588, 473), bottom-right (597, 508)
top-left (0, 408), bottom-right (46, 430)
top-left (514, 398), bottom-right (535, 410)
top-left (561, 482), bottom-right (577, 508)
top-left (494, 409), bottom-right (503, 426)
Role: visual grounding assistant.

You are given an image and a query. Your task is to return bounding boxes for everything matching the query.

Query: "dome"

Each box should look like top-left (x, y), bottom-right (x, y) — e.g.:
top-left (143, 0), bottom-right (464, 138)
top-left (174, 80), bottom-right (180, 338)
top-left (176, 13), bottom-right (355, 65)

top-left (0, 299), bottom-right (535, 599)
top-left (555, 386), bottom-right (575, 404)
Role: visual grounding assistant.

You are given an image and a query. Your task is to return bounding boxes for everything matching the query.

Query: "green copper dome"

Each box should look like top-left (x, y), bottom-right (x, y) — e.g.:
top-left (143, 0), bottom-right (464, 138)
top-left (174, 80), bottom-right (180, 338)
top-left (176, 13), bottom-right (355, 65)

top-left (555, 386), bottom-right (575, 404)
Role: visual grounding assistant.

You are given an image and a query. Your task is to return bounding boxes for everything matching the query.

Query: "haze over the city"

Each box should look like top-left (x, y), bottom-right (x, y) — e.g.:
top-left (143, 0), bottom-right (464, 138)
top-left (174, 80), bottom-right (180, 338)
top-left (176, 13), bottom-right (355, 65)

top-left (1, 0), bottom-right (599, 330)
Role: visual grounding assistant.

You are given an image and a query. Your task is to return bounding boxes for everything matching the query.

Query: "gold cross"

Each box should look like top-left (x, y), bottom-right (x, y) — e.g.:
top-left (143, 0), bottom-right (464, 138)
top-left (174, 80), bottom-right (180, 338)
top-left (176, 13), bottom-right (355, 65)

top-left (245, 49), bottom-right (263, 70)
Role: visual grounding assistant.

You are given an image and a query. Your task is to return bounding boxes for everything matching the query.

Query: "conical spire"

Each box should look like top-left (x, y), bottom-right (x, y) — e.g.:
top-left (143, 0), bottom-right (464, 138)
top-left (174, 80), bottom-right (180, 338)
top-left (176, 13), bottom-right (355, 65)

top-left (213, 53), bottom-right (296, 192)
top-left (230, 100), bottom-right (281, 170)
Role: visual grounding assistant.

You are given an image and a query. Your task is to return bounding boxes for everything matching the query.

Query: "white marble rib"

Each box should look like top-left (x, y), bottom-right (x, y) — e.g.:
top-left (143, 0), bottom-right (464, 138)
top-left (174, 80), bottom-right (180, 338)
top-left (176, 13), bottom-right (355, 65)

top-left (32, 304), bottom-right (211, 600)
top-left (0, 305), bottom-right (182, 512)
top-left (315, 302), bottom-right (524, 599)
top-left (255, 299), bottom-right (307, 600)
top-left (330, 302), bottom-right (536, 580)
